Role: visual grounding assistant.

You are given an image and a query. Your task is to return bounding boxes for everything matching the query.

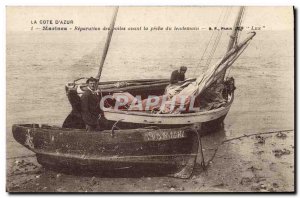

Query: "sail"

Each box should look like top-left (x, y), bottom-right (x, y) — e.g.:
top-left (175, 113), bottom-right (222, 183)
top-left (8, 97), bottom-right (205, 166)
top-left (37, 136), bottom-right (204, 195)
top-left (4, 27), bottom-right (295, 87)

top-left (168, 32), bottom-right (255, 96)
top-left (159, 12), bottom-right (256, 114)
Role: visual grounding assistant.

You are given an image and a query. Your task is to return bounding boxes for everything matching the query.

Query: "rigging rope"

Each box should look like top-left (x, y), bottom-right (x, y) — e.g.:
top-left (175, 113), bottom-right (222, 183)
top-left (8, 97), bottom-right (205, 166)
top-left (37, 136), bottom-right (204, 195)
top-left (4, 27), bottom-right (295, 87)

top-left (197, 8), bottom-right (225, 69)
top-left (204, 7), bottom-right (231, 68)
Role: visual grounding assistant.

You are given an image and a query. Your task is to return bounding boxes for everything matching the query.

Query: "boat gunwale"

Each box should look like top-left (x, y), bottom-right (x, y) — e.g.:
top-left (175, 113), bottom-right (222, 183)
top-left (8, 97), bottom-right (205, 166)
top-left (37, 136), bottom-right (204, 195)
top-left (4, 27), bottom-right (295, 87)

top-left (12, 123), bottom-right (193, 136)
top-left (68, 78), bottom-right (170, 86)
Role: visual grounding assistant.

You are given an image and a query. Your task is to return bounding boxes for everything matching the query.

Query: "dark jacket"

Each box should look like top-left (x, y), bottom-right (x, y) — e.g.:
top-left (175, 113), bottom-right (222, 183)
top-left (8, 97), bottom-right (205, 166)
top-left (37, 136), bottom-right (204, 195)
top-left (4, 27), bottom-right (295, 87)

top-left (170, 70), bottom-right (185, 84)
top-left (81, 89), bottom-right (101, 126)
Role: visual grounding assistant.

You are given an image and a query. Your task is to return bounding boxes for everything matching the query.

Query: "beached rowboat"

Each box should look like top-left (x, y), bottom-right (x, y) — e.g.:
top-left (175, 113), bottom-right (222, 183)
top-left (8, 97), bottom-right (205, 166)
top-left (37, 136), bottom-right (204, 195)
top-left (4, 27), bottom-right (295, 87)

top-left (12, 124), bottom-right (200, 178)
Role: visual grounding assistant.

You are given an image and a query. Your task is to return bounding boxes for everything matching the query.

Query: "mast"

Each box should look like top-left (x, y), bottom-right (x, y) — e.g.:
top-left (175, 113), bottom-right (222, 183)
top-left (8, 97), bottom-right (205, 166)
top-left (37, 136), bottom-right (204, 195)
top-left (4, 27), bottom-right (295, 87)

top-left (219, 6), bottom-right (245, 82)
top-left (96, 6), bottom-right (119, 80)
top-left (227, 6), bottom-right (245, 51)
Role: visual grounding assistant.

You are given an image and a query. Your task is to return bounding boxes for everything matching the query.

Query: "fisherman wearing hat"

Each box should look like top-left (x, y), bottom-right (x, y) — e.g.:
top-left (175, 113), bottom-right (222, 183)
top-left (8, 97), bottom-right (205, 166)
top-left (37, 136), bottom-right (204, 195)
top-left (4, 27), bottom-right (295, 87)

top-left (170, 66), bottom-right (187, 84)
top-left (81, 77), bottom-right (102, 132)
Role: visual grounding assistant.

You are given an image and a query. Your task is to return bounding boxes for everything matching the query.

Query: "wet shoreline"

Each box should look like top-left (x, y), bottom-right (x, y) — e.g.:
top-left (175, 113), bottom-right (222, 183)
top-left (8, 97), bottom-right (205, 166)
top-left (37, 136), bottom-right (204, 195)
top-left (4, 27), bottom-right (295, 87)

top-left (7, 129), bottom-right (294, 192)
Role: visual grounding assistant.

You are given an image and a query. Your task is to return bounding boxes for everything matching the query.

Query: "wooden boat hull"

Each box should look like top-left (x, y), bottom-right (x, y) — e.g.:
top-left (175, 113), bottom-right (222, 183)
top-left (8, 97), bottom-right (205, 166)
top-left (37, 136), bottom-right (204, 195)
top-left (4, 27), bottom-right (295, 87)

top-left (104, 102), bottom-right (231, 125)
top-left (12, 124), bottom-right (200, 178)
top-left (103, 94), bottom-right (233, 127)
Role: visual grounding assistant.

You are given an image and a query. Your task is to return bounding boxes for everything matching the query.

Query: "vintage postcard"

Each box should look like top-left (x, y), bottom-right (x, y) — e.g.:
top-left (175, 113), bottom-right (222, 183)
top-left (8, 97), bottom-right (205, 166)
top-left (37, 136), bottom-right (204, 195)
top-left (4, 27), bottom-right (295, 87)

top-left (6, 6), bottom-right (294, 192)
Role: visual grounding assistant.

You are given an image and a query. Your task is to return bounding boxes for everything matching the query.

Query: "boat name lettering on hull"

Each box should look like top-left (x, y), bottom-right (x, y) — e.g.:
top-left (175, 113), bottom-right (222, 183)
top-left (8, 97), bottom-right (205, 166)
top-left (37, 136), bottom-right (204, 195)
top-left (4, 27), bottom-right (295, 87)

top-left (144, 130), bottom-right (186, 141)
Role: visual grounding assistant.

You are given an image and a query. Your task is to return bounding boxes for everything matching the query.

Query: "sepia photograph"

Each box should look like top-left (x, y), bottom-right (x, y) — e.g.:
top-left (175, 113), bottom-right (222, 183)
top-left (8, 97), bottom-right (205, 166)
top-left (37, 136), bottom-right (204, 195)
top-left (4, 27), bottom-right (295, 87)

top-left (6, 6), bottom-right (294, 192)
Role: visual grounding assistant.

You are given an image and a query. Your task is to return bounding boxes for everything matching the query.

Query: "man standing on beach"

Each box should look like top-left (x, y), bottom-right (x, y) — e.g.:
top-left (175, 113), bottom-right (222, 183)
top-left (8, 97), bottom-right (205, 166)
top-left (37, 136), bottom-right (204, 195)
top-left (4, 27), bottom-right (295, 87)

top-left (81, 77), bottom-right (102, 132)
top-left (170, 66), bottom-right (187, 84)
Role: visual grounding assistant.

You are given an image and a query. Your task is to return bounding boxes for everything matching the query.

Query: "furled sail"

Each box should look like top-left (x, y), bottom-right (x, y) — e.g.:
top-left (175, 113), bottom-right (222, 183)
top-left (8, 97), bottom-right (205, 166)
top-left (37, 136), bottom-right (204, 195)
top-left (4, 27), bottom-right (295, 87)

top-left (176, 31), bottom-right (256, 97)
top-left (159, 7), bottom-right (256, 114)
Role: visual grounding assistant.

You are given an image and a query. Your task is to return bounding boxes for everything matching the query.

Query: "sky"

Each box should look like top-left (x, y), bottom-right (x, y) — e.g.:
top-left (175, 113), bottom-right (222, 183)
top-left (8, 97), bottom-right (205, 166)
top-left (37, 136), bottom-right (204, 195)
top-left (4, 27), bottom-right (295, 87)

top-left (6, 6), bottom-right (294, 32)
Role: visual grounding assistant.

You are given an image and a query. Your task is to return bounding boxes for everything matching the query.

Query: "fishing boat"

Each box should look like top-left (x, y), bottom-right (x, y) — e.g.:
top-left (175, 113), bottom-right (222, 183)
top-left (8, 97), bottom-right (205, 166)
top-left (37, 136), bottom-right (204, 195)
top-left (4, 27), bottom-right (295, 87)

top-left (12, 7), bottom-right (256, 178)
top-left (63, 6), bottom-right (255, 130)
top-left (62, 77), bottom-right (234, 130)
top-left (12, 124), bottom-right (199, 178)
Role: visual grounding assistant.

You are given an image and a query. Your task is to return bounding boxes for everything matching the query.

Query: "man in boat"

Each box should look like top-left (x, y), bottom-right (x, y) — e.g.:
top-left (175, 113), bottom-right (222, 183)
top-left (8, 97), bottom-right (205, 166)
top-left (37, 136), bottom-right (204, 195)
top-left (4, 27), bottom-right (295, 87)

top-left (163, 66), bottom-right (189, 102)
top-left (81, 77), bottom-right (102, 132)
top-left (170, 66), bottom-right (187, 84)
